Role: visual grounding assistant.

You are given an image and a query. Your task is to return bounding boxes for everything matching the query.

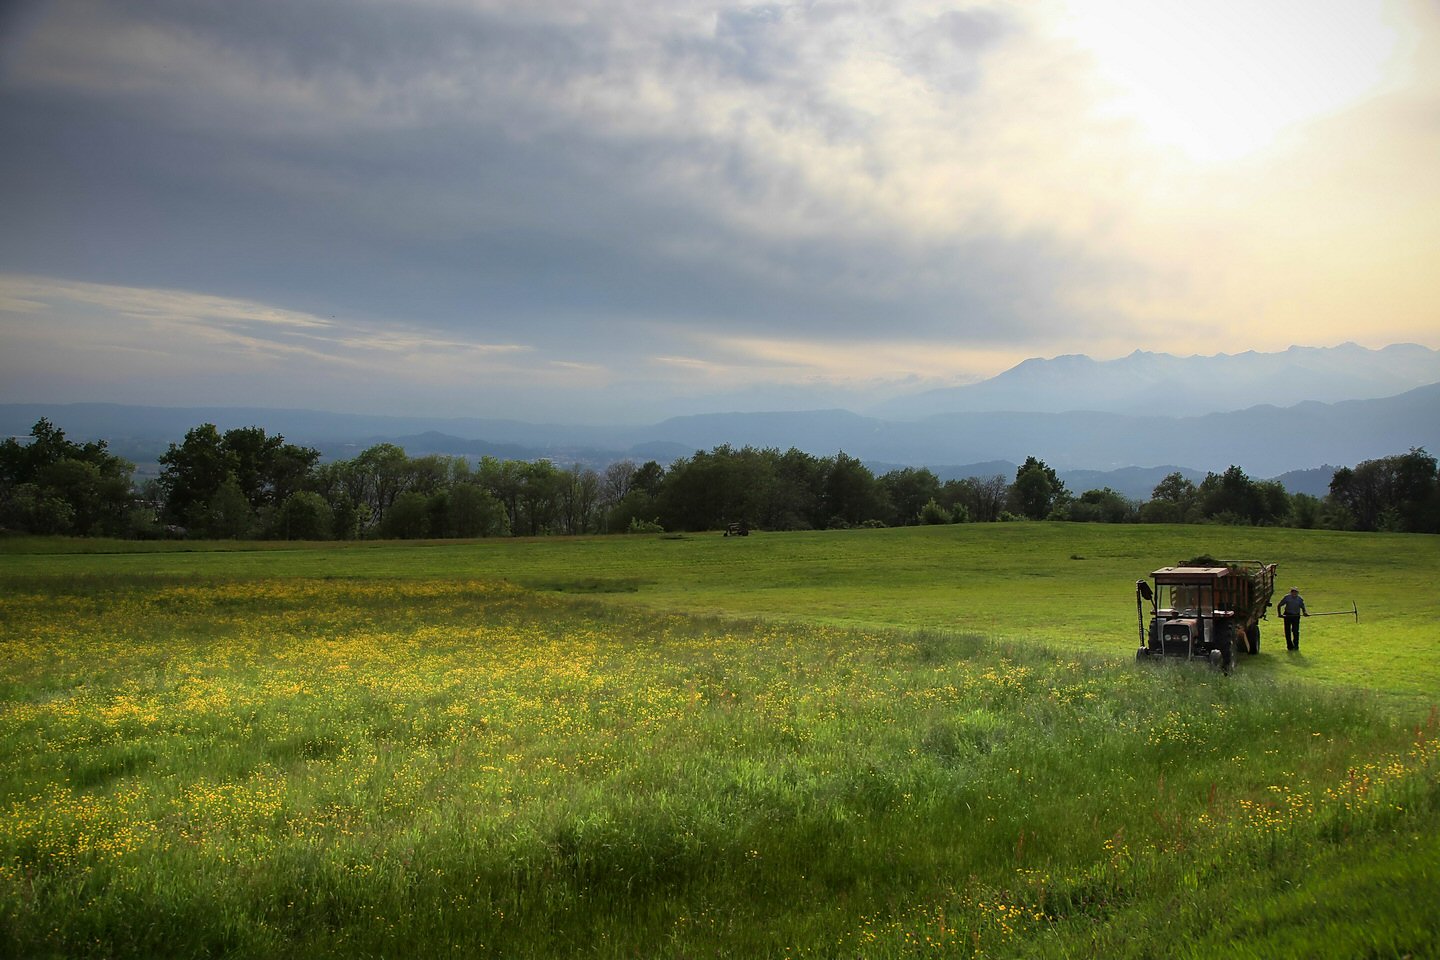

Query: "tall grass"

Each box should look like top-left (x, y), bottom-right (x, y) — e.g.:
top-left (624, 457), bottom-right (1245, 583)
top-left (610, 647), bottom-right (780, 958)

top-left (2, 574), bottom-right (1435, 957)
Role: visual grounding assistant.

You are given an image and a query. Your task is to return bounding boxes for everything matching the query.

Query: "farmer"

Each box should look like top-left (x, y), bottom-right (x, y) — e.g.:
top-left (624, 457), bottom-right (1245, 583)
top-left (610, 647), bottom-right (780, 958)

top-left (1277, 587), bottom-right (1308, 651)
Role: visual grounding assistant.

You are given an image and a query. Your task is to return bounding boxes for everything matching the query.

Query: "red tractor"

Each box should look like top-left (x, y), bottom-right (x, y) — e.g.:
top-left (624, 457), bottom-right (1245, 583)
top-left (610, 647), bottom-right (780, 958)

top-left (1135, 560), bottom-right (1276, 674)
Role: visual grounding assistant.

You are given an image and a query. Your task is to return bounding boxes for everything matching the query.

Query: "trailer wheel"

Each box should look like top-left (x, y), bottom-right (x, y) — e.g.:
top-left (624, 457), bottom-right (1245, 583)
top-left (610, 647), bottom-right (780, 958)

top-left (1247, 623), bottom-right (1260, 655)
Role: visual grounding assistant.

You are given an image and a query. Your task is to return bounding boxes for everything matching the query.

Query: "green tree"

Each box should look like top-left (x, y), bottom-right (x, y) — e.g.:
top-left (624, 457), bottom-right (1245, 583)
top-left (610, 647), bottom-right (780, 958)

top-left (518, 461), bottom-right (563, 535)
top-left (1197, 465), bottom-right (1288, 526)
top-left (598, 460), bottom-right (637, 532)
top-left (37, 458), bottom-right (128, 534)
top-left (0, 418), bottom-right (135, 536)
top-left (880, 467), bottom-right (941, 526)
top-left (156, 423), bottom-right (320, 537)
top-left (277, 491), bottom-right (334, 540)
top-left (312, 460), bottom-right (369, 539)
top-left (1291, 492), bottom-right (1323, 529)
top-left (632, 461), bottom-right (666, 498)
top-left (823, 451), bottom-right (886, 528)
top-left (0, 484), bottom-right (75, 534)
top-left (1009, 457), bottom-right (1068, 520)
top-left (1198, 466), bottom-right (1249, 524)
top-left (1254, 479), bottom-right (1292, 526)
top-left (206, 474), bottom-right (255, 539)
top-left (425, 490), bottom-right (453, 537)
top-left (766, 448), bottom-right (825, 531)
top-left (447, 483), bottom-right (508, 538)
top-left (657, 446), bottom-right (775, 532)
top-left (605, 491), bottom-right (652, 533)
top-left (556, 465), bottom-right (601, 535)
top-left (157, 424), bottom-right (236, 529)
top-left (947, 475), bottom-right (1008, 523)
top-left (1141, 471), bottom-right (1198, 523)
top-left (380, 490), bottom-right (431, 539)
top-left (1329, 448), bottom-right (1440, 532)
top-left (407, 455), bottom-right (452, 497)
top-left (599, 459), bottom-right (673, 533)
top-left (351, 444), bottom-right (413, 528)
top-left (221, 426), bottom-right (286, 508)
top-left (1063, 487), bottom-right (1139, 523)
top-left (265, 442), bottom-right (322, 507)
top-left (478, 456), bottom-right (527, 535)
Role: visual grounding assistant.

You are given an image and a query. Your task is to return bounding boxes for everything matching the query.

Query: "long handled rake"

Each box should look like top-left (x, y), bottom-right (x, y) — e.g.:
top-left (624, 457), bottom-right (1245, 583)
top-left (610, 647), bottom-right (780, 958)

top-left (1307, 600), bottom-right (1360, 623)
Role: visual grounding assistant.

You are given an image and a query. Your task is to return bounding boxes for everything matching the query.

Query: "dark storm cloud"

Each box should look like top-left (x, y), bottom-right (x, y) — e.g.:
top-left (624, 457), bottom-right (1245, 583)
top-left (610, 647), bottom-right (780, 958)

top-left (27, 0), bottom-right (1434, 421)
top-left (0, 0), bottom-right (1071, 351)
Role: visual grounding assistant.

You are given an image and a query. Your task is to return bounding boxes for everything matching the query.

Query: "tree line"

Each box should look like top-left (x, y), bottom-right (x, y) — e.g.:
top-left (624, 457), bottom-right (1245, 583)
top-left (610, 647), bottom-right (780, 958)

top-left (2, 418), bottom-right (1437, 538)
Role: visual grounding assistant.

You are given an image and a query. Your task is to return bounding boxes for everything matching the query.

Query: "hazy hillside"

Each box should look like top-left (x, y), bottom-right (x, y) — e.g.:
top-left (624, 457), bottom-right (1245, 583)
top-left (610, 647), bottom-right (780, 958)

top-left (871, 342), bottom-right (1440, 418)
top-left (1270, 466), bottom-right (1340, 499)
top-left (0, 403), bottom-right (621, 450)
top-left (4, 370), bottom-right (1436, 482)
top-left (629, 383), bottom-right (1439, 476)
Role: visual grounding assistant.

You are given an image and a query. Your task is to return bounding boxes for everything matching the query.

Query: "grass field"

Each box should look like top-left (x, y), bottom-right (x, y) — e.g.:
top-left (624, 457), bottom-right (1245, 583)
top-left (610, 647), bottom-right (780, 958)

top-left (5, 523), bottom-right (1436, 703)
top-left (2, 525), bottom-right (1437, 957)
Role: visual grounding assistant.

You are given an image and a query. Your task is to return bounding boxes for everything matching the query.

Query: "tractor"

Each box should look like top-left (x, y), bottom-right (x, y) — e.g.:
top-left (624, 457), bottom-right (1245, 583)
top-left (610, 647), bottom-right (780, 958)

top-left (1135, 559), bottom-right (1277, 674)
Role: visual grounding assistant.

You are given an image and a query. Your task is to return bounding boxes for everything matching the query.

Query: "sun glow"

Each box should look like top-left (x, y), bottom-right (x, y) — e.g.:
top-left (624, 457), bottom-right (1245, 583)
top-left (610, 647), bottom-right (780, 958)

top-left (1055, 0), bottom-right (1405, 163)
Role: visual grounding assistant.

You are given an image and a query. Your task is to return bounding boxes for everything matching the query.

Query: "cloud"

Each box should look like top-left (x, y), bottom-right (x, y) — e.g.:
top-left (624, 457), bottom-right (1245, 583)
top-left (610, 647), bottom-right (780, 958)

top-left (4, 275), bottom-right (335, 330)
top-left (1, 0), bottom-right (1438, 422)
top-left (0, 274), bottom-right (536, 391)
top-left (703, 333), bottom-right (1026, 385)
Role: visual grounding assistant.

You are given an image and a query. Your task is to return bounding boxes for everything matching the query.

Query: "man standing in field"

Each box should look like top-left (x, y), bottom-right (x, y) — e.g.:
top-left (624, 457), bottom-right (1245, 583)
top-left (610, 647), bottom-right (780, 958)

top-left (1277, 587), bottom-right (1308, 651)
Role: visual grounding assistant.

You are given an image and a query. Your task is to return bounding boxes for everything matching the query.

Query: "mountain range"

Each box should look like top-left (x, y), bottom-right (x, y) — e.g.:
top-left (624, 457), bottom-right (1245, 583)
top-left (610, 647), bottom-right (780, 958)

top-left (870, 342), bottom-right (1440, 418)
top-left (619, 383), bottom-right (1439, 478)
top-left (4, 343), bottom-right (1436, 497)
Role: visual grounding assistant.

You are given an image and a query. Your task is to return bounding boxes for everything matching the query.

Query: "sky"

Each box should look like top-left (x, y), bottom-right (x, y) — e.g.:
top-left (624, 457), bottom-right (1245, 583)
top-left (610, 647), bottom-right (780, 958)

top-left (1, 0), bottom-right (1438, 424)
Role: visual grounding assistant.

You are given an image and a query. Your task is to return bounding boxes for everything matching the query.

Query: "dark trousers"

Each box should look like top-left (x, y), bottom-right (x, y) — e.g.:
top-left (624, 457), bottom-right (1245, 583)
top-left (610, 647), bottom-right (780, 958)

top-left (1283, 616), bottom-right (1301, 650)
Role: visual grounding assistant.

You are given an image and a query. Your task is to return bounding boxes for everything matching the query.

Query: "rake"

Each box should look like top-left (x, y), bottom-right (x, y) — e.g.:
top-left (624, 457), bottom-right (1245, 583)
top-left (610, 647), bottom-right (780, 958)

top-left (1305, 600), bottom-right (1360, 623)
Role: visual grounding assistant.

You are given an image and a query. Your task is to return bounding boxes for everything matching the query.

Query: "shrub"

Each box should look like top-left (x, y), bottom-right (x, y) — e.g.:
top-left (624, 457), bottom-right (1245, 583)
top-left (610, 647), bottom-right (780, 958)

top-left (918, 498), bottom-right (949, 525)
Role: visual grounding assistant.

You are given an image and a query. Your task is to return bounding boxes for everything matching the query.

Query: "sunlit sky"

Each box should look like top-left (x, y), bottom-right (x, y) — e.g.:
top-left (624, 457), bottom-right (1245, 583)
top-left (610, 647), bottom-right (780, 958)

top-left (2, 0), bottom-right (1437, 422)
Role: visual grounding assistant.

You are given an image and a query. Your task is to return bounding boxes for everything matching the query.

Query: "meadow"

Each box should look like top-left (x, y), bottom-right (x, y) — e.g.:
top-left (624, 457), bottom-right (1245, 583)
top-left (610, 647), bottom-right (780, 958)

top-left (1, 524), bottom-right (1437, 957)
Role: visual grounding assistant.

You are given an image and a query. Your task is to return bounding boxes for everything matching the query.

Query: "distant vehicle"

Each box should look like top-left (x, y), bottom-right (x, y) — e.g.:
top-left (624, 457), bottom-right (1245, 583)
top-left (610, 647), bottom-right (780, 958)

top-left (724, 521), bottom-right (750, 537)
top-left (1134, 559), bottom-right (1277, 674)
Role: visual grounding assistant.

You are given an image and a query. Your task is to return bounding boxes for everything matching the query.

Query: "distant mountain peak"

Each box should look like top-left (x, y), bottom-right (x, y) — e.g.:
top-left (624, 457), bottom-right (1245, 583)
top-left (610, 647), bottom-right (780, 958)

top-left (869, 342), bottom-right (1440, 420)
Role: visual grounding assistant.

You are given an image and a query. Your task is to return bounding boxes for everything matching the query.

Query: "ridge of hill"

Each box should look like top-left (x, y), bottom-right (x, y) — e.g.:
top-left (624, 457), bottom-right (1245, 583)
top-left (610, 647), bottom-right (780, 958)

top-left (870, 342), bottom-right (1440, 418)
top-left (3, 379), bottom-right (1436, 482)
top-left (636, 381), bottom-right (1439, 476)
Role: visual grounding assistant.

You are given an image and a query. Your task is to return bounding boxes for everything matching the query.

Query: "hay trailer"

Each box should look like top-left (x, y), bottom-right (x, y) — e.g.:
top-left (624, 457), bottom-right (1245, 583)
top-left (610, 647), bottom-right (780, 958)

top-left (1135, 560), bottom-right (1277, 674)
